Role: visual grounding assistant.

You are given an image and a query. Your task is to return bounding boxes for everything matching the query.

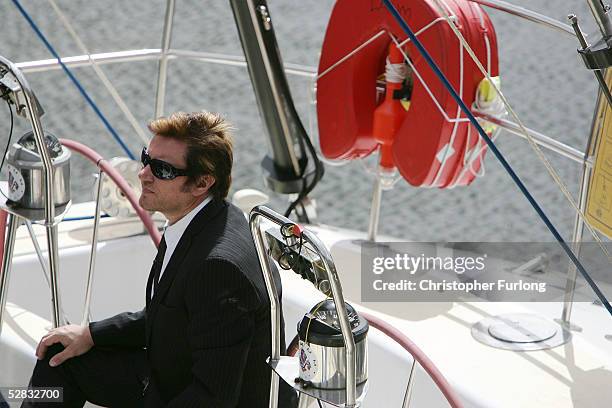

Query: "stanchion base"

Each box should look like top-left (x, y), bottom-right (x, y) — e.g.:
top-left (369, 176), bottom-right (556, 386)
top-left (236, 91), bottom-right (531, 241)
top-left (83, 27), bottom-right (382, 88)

top-left (553, 318), bottom-right (583, 332)
top-left (268, 356), bottom-right (367, 407)
top-left (472, 313), bottom-right (571, 351)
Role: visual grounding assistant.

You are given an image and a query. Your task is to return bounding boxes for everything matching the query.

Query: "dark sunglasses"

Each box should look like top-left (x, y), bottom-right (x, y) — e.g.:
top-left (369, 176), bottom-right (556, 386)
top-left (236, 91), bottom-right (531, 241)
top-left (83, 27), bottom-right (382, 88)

top-left (141, 148), bottom-right (190, 180)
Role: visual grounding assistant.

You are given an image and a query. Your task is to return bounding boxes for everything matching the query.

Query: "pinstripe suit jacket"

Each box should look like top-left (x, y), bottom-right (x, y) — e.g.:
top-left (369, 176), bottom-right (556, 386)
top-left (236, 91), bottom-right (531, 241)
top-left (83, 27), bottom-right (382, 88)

top-left (89, 199), bottom-right (294, 407)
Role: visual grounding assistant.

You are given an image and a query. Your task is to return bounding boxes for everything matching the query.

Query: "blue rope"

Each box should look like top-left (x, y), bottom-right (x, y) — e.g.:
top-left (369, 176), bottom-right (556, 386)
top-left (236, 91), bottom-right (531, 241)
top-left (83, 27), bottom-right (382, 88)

top-left (63, 214), bottom-right (110, 222)
top-left (383, 0), bottom-right (612, 316)
top-left (11, 0), bottom-right (136, 160)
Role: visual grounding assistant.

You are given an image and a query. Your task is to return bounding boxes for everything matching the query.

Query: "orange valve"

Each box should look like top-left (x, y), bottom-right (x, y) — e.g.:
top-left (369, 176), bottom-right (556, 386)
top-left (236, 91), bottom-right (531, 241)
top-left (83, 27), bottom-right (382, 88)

top-left (372, 43), bottom-right (409, 169)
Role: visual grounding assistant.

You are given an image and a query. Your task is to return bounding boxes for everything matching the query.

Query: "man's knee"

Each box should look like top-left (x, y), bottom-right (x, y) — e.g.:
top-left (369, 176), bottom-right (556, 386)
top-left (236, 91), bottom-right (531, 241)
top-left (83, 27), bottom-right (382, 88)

top-left (27, 344), bottom-right (88, 407)
top-left (30, 343), bottom-right (70, 385)
top-left (40, 343), bottom-right (65, 362)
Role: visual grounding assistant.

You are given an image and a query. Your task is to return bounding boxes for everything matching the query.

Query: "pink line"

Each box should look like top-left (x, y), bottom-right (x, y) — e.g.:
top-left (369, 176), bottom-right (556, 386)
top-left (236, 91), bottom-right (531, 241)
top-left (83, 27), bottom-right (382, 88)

top-left (359, 310), bottom-right (464, 408)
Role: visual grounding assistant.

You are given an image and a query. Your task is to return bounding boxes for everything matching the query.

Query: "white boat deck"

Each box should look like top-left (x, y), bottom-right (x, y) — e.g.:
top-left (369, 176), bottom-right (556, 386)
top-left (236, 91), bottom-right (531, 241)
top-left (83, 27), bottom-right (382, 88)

top-left (0, 207), bottom-right (611, 407)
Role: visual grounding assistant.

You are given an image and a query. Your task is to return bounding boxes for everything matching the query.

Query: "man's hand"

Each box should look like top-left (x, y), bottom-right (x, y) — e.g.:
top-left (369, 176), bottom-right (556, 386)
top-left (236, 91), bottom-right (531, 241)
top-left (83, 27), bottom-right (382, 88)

top-left (35, 324), bottom-right (94, 367)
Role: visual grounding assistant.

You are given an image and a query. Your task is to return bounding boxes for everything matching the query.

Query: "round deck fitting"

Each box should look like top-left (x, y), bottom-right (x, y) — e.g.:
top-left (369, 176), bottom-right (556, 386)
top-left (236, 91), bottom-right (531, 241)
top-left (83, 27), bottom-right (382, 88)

top-left (472, 313), bottom-right (571, 351)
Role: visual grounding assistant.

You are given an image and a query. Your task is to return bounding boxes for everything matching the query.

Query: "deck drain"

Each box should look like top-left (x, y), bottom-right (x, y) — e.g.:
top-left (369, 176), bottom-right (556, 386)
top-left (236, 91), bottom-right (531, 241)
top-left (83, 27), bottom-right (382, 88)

top-left (472, 313), bottom-right (571, 351)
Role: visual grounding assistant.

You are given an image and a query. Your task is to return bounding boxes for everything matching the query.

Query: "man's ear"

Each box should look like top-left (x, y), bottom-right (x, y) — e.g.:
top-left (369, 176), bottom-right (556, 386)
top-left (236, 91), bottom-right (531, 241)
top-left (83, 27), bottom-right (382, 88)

top-left (192, 174), bottom-right (215, 197)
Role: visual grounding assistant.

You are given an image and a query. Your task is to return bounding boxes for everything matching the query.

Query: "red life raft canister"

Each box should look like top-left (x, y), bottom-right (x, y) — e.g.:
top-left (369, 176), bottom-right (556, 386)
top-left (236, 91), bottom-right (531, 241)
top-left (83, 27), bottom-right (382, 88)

top-left (316, 0), bottom-right (499, 187)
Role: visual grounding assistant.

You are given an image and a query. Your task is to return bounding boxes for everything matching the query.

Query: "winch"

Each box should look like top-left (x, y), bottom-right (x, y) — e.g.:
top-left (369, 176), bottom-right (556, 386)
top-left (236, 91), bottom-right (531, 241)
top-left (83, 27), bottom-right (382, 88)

top-left (297, 299), bottom-right (369, 389)
top-left (6, 131), bottom-right (70, 209)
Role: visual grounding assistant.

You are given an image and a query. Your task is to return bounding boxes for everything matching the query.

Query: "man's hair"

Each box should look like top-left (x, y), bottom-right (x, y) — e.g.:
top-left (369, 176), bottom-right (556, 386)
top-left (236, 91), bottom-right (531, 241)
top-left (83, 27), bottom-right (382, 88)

top-left (148, 111), bottom-right (233, 200)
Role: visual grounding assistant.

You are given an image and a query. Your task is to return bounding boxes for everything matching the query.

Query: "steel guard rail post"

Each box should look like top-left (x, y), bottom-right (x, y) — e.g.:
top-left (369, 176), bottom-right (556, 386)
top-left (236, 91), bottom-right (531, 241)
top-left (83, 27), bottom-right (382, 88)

top-left (0, 54), bottom-right (63, 328)
top-left (249, 205), bottom-right (358, 408)
top-left (0, 211), bottom-right (7, 273)
top-left (0, 210), bottom-right (8, 337)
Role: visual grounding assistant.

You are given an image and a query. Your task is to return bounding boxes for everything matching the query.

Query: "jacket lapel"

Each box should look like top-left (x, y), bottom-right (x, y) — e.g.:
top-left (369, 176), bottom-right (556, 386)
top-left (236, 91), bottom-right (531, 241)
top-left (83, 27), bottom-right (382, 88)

top-left (146, 261), bottom-right (155, 308)
top-left (146, 199), bottom-right (227, 343)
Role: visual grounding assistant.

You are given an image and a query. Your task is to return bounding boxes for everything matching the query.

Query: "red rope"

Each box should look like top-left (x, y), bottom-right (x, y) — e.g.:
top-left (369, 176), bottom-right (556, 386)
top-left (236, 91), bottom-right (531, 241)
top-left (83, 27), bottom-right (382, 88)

top-left (359, 310), bottom-right (464, 408)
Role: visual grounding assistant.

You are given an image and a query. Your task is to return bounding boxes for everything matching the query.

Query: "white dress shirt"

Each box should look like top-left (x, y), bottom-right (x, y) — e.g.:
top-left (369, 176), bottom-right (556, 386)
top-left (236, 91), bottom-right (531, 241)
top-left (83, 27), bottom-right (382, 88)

top-left (158, 196), bottom-right (212, 283)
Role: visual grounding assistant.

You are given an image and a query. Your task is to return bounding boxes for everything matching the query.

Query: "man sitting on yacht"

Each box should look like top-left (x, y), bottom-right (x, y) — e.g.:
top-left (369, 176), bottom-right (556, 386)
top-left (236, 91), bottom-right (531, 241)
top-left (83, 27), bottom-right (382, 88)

top-left (22, 111), bottom-right (296, 407)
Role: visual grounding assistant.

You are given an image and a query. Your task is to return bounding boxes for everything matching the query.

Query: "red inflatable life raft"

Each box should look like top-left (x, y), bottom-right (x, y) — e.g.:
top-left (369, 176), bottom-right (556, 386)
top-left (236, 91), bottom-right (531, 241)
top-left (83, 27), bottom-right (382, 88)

top-left (316, 0), bottom-right (499, 187)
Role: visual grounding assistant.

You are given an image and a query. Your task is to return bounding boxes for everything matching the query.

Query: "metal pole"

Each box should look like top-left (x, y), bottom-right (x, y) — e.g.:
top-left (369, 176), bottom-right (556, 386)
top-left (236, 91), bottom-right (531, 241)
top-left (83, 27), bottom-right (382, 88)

top-left (23, 96), bottom-right (55, 225)
top-left (25, 221), bottom-right (71, 324)
top-left (16, 49), bottom-right (163, 73)
top-left (250, 206), bottom-right (358, 407)
top-left (302, 228), bottom-right (357, 407)
top-left (14, 48), bottom-right (317, 78)
top-left (474, 110), bottom-right (588, 165)
top-left (297, 394), bottom-right (317, 408)
top-left (561, 16), bottom-right (610, 324)
top-left (0, 56), bottom-right (64, 327)
top-left (21, 64), bottom-right (62, 327)
top-left (367, 177), bottom-right (383, 242)
top-left (585, 0), bottom-right (612, 38)
top-left (0, 214), bottom-right (20, 338)
top-left (469, 0), bottom-right (577, 37)
top-left (249, 210), bottom-right (282, 408)
top-left (25, 221), bottom-right (51, 287)
top-left (154, 0), bottom-right (176, 118)
top-left (0, 57), bottom-right (57, 226)
top-left (560, 174), bottom-right (590, 324)
top-left (45, 224), bottom-right (62, 328)
top-left (561, 73), bottom-right (607, 324)
top-left (82, 169), bottom-right (104, 326)
top-left (401, 359), bottom-right (418, 408)
top-left (568, 15), bottom-right (612, 109)
top-left (234, 0), bottom-right (304, 176)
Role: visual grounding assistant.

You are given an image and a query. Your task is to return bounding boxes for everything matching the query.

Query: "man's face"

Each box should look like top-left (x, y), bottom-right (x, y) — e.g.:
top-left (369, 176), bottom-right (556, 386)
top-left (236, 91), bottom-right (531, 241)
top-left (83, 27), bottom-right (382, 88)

top-left (138, 135), bottom-right (202, 223)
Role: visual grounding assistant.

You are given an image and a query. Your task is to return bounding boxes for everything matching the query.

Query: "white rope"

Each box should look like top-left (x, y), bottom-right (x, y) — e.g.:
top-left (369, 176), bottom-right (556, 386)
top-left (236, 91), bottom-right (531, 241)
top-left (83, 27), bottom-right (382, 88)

top-left (470, 84), bottom-right (506, 177)
top-left (47, 0), bottom-right (150, 146)
top-left (445, 4), bottom-right (499, 188)
top-left (470, 127), bottom-right (502, 178)
top-left (449, 6), bottom-right (503, 187)
top-left (318, 14), bottom-right (456, 81)
top-left (321, 15), bottom-right (470, 123)
top-left (465, 126), bottom-right (486, 178)
top-left (429, 38), bottom-right (465, 187)
top-left (474, 5), bottom-right (493, 75)
top-left (385, 58), bottom-right (408, 83)
top-left (317, 30), bottom-right (387, 80)
top-left (451, 124), bottom-right (502, 184)
top-left (474, 83), bottom-right (505, 117)
top-left (398, 16), bottom-right (454, 47)
top-left (431, 0), bottom-right (612, 261)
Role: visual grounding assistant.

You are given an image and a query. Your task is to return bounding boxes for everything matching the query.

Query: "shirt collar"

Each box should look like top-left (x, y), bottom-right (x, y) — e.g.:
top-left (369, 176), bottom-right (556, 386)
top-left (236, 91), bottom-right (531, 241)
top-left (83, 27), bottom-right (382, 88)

top-left (163, 195), bottom-right (213, 249)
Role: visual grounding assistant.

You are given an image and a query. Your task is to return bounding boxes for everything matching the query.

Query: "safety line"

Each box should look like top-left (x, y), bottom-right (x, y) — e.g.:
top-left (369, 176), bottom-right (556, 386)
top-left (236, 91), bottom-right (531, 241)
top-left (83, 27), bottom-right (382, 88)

top-left (435, 0), bottom-right (612, 264)
top-left (11, 0), bottom-right (136, 160)
top-left (383, 0), bottom-right (612, 317)
top-left (47, 0), bottom-right (150, 146)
